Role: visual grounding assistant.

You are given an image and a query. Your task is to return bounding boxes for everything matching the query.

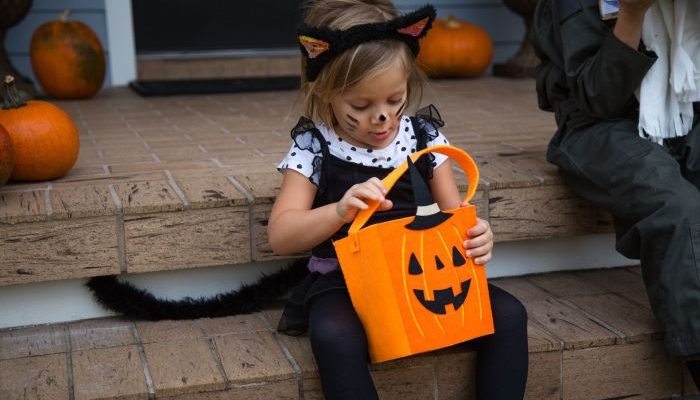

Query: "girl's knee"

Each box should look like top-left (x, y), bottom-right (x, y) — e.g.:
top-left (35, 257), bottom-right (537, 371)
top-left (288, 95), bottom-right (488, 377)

top-left (489, 285), bottom-right (527, 333)
top-left (309, 317), bottom-right (369, 359)
top-left (309, 317), bottom-right (346, 348)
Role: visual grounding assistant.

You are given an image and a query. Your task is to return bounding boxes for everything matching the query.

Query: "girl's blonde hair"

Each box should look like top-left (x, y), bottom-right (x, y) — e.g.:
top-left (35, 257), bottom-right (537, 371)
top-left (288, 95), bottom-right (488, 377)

top-left (301, 0), bottom-right (426, 127)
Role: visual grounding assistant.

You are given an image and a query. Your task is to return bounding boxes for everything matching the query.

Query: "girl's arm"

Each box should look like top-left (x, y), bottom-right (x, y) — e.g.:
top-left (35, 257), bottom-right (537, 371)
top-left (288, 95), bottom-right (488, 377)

top-left (429, 159), bottom-right (461, 210)
top-left (429, 161), bottom-right (493, 265)
top-left (268, 169), bottom-right (391, 255)
top-left (268, 170), bottom-right (344, 255)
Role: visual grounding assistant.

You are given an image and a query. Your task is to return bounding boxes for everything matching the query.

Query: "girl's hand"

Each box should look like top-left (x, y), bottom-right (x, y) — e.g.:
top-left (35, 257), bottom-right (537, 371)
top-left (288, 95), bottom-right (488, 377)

top-left (461, 204), bottom-right (493, 265)
top-left (336, 177), bottom-right (393, 223)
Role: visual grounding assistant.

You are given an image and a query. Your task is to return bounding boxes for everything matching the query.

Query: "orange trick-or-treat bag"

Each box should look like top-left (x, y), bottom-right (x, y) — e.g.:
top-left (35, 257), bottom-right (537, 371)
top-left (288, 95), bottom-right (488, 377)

top-left (333, 145), bottom-right (494, 363)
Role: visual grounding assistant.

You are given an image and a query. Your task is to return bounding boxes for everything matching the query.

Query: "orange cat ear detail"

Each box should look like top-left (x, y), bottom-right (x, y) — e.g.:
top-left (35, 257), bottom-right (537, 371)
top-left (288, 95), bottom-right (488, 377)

top-left (397, 17), bottom-right (430, 37)
top-left (299, 35), bottom-right (330, 59)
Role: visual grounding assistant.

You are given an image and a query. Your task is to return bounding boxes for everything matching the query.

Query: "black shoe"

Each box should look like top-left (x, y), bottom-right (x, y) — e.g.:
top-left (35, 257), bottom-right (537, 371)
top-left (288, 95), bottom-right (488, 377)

top-left (277, 311), bottom-right (307, 336)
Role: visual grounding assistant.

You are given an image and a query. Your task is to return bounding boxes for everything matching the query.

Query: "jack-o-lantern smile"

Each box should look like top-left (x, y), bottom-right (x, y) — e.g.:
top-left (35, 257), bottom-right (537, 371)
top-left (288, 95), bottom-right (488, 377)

top-left (413, 279), bottom-right (471, 314)
top-left (408, 250), bottom-right (472, 314)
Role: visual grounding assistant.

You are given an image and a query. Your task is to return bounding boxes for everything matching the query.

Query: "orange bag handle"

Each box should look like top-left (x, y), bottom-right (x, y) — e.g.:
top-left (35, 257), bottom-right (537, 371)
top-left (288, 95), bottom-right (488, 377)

top-left (347, 145), bottom-right (479, 239)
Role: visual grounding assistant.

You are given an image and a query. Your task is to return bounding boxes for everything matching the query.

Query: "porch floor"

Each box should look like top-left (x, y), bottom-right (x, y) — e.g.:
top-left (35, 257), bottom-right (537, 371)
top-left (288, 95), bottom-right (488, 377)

top-left (0, 78), bottom-right (607, 287)
top-left (1, 78), bottom-right (696, 398)
top-left (2, 266), bottom-right (698, 399)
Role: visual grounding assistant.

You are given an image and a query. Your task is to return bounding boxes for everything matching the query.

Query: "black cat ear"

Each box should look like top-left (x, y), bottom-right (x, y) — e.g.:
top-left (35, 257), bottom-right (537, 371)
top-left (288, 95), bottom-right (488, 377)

top-left (397, 16), bottom-right (431, 37)
top-left (299, 35), bottom-right (330, 59)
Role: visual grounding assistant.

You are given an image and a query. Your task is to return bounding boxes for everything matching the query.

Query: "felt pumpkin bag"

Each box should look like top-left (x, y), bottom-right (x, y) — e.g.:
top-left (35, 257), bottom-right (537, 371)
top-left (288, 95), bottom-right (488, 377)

top-left (333, 145), bottom-right (494, 363)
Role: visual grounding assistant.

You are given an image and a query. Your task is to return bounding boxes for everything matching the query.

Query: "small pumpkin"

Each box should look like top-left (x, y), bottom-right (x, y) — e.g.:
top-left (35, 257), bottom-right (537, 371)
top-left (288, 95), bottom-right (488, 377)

top-left (30, 10), bottom-right (105, 99)
top-left (1, 75), bottom-right (80, 181)
top-left (0, 124), bottom-right (14, 188)
top-left (417, 16), bottom-right (493, 78)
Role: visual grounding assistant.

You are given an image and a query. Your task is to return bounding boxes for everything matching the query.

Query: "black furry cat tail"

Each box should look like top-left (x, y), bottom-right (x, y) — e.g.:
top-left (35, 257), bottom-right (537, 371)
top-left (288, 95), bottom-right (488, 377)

top-left (85, 257), bottom-right (309, 320)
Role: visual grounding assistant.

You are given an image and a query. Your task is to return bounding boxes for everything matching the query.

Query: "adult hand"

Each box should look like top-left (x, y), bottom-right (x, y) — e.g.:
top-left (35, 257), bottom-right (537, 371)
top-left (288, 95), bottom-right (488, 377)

top-left (618, 0), bottom-right (657, 17)
top-left (614, 0), bottom-right (657, 50)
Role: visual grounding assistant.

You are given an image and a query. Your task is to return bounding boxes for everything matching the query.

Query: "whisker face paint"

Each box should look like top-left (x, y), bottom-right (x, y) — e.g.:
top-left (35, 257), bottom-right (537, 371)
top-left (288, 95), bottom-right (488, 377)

top-left (345, 114), bottom-right (359, 131)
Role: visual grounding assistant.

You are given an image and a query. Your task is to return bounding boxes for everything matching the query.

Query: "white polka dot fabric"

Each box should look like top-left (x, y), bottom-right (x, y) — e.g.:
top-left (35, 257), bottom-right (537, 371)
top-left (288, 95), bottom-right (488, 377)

top-left (278, 116), bottom-right (449, 186)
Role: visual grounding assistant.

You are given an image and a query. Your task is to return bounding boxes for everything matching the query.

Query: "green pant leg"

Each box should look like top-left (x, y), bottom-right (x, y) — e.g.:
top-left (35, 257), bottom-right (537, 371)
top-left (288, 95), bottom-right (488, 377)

top-left (547, 119), bottom-right (700, 357)
top-left (680, 114), bottom-right (700, 188)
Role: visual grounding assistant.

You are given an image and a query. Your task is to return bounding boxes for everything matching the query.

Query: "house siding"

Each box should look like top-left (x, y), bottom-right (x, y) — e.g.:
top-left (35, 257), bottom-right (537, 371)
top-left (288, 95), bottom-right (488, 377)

top-left (6, 0), bottom-right (524, 88)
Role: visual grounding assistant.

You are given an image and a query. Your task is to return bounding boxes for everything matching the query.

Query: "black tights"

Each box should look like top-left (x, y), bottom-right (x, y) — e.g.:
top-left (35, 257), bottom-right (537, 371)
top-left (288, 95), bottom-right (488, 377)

top-left (308, 284), bottom-right (529, 400)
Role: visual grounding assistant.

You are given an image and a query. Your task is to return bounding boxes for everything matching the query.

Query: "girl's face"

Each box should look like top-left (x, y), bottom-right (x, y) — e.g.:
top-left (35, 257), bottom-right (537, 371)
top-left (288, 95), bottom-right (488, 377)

top-left (330, 60), bottom-right (408, 150)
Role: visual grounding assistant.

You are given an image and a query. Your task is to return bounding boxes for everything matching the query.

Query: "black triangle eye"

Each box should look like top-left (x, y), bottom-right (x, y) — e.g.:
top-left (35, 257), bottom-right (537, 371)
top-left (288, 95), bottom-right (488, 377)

top-left (435, 255), bottom-right (445, 270)
top-left (409, 253), bottom-right (423, 275)
top-left (452, 246), bottom-right (466, 267)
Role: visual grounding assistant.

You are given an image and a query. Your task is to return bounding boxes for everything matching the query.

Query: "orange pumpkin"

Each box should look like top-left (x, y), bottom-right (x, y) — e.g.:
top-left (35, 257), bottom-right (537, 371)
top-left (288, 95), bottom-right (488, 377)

top-left (30, 10), bottom-right (105, 99)
top-left (417, 16), bottom-right (493, 78)
top-left (1, 75), bottom-right (80, 181)
top-left (334, 145), bottom-right (494, 363)
top-left (0, 124), bottom-right (14, 187)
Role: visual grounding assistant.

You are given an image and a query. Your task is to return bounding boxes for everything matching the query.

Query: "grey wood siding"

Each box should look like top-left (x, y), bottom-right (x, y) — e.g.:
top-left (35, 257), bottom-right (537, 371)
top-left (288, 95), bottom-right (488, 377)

top-left (6, 0), bottom-right (525, 87)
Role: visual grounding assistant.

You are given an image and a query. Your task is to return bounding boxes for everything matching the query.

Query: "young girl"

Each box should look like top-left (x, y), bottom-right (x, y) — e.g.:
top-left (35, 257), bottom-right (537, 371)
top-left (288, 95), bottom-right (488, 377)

top-left (268, 1), bottom-right (528, 398)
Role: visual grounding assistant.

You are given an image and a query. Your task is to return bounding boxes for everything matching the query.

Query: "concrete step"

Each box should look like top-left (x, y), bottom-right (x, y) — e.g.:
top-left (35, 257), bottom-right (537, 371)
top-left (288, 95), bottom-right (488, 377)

top-left (0, 78), bottom-right (612, 288)
top-left (1, 267), bottom-right (697, 399)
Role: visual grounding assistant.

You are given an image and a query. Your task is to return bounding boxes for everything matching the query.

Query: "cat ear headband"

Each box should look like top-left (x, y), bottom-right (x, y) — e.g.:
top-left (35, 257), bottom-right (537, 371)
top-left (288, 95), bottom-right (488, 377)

top-left (298, 4), bottom-right (437, 81)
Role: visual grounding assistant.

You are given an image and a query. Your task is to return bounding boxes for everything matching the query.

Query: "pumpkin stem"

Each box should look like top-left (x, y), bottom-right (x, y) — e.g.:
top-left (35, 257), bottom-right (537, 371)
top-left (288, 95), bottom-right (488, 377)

top-left (59, 10), bottom-right (70, 22)
top-left (444, 15), bottom-right (461, 29)
top-left (3, 75), bottom-right (26, 110)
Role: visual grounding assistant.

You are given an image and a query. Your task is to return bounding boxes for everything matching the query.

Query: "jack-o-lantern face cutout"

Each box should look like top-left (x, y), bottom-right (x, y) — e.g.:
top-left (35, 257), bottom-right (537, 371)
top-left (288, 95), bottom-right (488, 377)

top-left (397, 156), bottom-right (486, 340)
top-left (408, 249), bottom-right (471, 314)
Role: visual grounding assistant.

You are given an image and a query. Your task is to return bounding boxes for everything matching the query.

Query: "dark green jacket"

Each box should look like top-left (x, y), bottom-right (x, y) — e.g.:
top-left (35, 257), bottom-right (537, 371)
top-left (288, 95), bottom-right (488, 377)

top-left (531, 0), bottom-right (657, 132)
top-left (530, 0), bottom-right (700, 358)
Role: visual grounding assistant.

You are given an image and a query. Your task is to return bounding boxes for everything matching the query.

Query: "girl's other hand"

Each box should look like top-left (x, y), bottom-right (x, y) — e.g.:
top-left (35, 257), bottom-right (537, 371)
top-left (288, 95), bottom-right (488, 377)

top-left (336, 177), bottom-right (393, 223)
top-left (463, 215), bottom-right (493, 265)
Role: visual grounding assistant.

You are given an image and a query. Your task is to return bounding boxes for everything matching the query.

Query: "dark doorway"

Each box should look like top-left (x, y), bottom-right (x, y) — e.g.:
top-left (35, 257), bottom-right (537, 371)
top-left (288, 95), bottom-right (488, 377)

top-left (129, 0), bottom-right (304, 95)
top-left (132, 0), bottom-right (304, 56)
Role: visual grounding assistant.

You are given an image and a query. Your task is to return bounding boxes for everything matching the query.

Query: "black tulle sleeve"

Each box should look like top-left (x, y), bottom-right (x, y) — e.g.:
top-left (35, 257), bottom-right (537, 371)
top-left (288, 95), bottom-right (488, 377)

top-left (413, 104), bottom-right (450, 178)
top-left (288, 116), bottom-right (330, 191)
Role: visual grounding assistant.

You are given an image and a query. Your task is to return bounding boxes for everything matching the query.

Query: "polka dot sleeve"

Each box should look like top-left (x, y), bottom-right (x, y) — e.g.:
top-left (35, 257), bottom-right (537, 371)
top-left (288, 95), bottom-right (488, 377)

top-left (277, 143), bottom-right (322, 186)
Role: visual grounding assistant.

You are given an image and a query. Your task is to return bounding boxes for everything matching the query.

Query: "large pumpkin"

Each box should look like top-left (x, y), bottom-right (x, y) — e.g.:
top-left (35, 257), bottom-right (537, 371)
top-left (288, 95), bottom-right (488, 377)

top-left (30, 10), bottom-right (105, 99)
top-left (417, 16), bottom-right (493, 78)
top-left (0, 124), bottom-right (13, 187)
top-left (1, 75), bottom-right (80, 181)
